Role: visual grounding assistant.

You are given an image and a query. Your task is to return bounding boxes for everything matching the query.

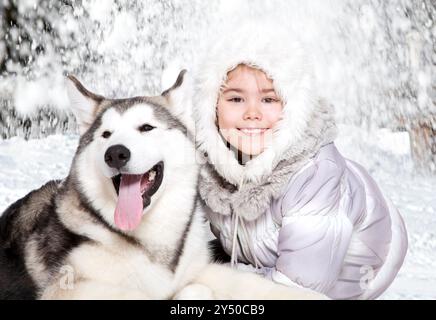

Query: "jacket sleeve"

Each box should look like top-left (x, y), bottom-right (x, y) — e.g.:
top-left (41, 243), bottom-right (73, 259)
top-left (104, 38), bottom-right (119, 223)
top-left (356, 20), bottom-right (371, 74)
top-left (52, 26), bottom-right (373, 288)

top-left (272, 159), bottom-right (354, 294)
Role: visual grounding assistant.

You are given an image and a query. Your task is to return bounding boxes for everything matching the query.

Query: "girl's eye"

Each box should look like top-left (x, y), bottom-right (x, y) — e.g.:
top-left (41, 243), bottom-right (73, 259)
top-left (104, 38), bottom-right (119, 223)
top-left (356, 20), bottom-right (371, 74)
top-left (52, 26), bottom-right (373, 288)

top-left (262, 97), bottom-right (279, 103)
top-left (102, 131), bottom-right (112, 139)
top-left (228, 97), bottom-right (243, 103)
top-left (138, 124), bottom-right (155, 132)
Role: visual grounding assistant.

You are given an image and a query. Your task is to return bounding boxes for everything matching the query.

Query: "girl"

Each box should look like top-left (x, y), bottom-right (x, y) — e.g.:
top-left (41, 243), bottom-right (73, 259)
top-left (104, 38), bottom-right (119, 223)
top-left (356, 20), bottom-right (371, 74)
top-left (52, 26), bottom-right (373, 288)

top-left (192, 23), bottom-right (408, 299)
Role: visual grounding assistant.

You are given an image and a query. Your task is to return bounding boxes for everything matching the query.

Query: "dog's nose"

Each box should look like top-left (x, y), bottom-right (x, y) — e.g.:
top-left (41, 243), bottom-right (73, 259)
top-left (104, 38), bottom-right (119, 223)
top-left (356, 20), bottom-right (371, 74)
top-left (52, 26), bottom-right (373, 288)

top-left (104, 145), bottom-right (131, 169)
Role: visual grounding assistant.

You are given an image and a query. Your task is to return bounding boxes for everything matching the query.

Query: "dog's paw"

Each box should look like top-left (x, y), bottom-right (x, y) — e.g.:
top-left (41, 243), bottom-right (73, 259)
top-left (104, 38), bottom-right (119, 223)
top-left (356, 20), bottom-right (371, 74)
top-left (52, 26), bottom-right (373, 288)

top-left (174, 284), bottom-right (214, 300)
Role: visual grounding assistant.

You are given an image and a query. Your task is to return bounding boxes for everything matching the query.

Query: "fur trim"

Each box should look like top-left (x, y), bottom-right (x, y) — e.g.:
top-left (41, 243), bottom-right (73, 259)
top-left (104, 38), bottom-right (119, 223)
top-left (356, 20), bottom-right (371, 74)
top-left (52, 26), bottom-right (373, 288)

top-left (193, 21), bottom-right (338, 220)
top-left (199, 101), bottom-right (337, 221)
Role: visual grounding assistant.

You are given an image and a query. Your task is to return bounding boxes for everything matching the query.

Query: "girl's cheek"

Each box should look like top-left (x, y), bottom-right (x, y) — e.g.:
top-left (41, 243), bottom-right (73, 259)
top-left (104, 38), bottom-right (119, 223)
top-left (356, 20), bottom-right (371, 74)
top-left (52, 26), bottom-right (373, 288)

top-left (217, 104), bottom-right (242, 129)
top-left (266, 104), bottom-right (284, 124)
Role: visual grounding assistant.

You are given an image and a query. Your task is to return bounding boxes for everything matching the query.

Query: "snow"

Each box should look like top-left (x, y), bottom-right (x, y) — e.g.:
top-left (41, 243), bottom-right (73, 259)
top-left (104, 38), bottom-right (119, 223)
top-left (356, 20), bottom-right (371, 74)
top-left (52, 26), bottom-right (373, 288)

top-left (0, 135), bottom-right (77, 206)
top-left (0, 0), bottom-right (434, 300)
top-left (0, 126), bottom-right (435, 299)
top-left (13, 74), bottom-right (70, 115)
top-left (3, 0), bottom-right (433, 126)
top-left (335, 125), bottom-right (436, 299)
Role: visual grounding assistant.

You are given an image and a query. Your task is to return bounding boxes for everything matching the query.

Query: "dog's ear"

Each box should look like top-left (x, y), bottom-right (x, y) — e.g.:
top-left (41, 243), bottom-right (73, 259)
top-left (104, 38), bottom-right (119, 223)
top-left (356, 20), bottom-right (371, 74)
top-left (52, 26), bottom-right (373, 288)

top-left (159, 69), bottom-right (194, 133)
top-left (66, 75), bottom-right (105, 135)
top-left (161, 69), bottom-right (187, 98)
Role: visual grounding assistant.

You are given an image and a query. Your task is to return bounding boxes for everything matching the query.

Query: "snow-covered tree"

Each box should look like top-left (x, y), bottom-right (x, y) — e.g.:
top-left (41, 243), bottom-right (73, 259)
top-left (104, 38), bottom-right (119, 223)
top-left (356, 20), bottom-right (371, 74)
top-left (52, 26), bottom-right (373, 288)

top-left (0, 0), bottom-right (214, 138)
top-left (333, 0), bottom-right (435, 171)
top-left (0, 0), bottom-right (434, 171)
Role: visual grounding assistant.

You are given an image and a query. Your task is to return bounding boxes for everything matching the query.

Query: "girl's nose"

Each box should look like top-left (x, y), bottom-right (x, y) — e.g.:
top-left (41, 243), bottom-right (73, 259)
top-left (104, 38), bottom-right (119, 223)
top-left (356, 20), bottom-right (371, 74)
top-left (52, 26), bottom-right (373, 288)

top-left (243, 101), bottom-right (262, 121)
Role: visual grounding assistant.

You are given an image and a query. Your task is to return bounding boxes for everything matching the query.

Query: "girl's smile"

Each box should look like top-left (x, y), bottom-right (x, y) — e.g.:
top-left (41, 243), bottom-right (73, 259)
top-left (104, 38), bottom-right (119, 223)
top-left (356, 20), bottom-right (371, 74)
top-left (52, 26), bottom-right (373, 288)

top-left (237, 128), bottom-right (269, 135)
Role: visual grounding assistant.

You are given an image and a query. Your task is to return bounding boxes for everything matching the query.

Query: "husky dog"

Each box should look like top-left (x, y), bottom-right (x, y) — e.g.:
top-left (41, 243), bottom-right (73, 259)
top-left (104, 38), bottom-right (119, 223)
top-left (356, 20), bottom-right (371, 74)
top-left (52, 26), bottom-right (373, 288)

top-left (0, 71), bottom-right (324, 300)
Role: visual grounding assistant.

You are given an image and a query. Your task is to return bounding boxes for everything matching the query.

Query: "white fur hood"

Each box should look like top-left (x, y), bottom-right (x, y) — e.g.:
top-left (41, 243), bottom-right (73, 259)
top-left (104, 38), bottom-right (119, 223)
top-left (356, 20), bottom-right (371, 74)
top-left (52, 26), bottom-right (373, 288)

top-left (192, 22), bottom-right (337, 187)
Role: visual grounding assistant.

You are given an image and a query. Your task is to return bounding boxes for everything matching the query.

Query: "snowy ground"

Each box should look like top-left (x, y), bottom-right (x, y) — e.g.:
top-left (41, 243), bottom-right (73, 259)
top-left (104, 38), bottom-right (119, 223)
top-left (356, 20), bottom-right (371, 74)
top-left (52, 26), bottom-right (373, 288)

top-left (335, 126), bottom-right (436, 300)
top-left (0, 125), bottom-right (435, 299)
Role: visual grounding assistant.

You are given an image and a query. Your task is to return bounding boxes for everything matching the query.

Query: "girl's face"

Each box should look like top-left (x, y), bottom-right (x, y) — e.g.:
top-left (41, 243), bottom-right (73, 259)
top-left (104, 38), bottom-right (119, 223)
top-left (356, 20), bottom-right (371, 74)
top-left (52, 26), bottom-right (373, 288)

top-left (217, 64), bottom-right (283, 157)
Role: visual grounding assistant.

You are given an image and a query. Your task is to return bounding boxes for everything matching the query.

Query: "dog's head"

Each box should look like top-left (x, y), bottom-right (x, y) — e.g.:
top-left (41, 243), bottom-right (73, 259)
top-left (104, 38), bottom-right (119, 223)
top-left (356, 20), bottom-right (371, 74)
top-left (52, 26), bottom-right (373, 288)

top-left (66, 70), bottom-right (197, 232)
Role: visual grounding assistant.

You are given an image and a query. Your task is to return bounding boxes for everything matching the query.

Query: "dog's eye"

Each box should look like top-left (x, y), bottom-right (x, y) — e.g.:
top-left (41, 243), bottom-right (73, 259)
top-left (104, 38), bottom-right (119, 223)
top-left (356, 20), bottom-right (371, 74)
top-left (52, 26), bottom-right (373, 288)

top-left (138, 124), bottom-right (155, 133)
top-left (102, 131), bottom-right (112, 139)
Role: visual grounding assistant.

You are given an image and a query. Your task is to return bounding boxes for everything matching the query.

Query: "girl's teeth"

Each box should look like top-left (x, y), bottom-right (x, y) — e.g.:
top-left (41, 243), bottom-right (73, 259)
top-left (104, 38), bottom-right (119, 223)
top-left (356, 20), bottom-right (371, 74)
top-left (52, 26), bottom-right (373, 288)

top-left (240, 128), bottom-right (266, 134)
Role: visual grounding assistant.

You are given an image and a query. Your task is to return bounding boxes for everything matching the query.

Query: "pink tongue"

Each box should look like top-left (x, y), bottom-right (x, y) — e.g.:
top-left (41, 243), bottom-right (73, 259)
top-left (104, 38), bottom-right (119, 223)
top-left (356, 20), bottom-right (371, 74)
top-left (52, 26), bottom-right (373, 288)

top-left (114, 174), bottom-right (143, 231)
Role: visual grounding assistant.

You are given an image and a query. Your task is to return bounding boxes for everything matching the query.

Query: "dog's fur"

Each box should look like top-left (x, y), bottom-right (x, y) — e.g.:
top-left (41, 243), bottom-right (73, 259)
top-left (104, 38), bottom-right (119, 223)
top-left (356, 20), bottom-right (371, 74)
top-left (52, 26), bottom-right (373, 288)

top-left (0, 71), bottom-right (324, 300)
